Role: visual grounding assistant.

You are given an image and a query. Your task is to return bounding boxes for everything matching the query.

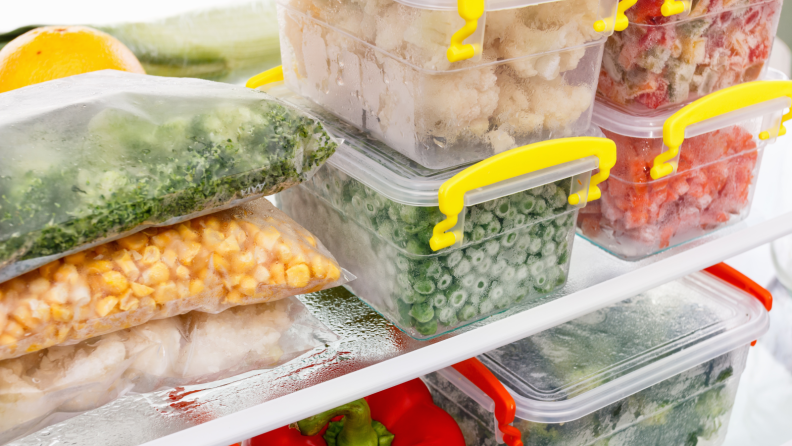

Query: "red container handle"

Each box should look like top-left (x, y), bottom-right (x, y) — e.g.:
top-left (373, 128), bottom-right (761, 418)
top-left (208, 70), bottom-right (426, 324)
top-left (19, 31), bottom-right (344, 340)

top-left (452, 358), bottom-right (524, 446)
top-left (704, 262), bottom-right (772, 346)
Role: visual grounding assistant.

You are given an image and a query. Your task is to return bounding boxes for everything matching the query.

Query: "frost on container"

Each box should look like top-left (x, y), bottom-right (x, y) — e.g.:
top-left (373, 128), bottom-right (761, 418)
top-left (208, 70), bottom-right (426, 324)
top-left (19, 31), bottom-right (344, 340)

top-left (0, 297), bottom-right (337, 444)
top-left (0, 70), bottom-right (338, 283)
top-left (579, 76), bottom-right (790, 260)
top-left (0, 198), bottom-right (347, 361)
top-left (274, 87), bottom-right (606, 338)
top-left (598, 0), bottom-right (782, 114)
top-left (425, 271), bottom-right (770, 445)
top-left (276, 0), bottom-right (615, 168)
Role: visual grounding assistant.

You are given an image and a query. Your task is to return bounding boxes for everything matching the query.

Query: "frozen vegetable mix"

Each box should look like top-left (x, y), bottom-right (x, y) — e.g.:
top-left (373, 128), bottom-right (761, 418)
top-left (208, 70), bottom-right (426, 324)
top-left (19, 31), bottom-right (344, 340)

top-left (0, 297), bottom-right (337, 444)
top-left (277, 0), bottom-right (609, 168)
top-left (598, 0), bottom-right (782, 112)
top-left (0, 70), bottom-right (338, 282)
top-left (0, 198), bottom-right (347, 361)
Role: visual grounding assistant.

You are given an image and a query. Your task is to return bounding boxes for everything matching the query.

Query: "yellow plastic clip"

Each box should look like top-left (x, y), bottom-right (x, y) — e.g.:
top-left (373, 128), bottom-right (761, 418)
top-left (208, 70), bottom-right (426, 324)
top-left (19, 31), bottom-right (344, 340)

top-left (661, 0), bottom-right (689, 16)
top-left (246, 65), bottom-right (285, 89)
top-left (429, 137), bottom-right (617, 251)
top-left (594, 0), bottom-right (637, 32)
top-left (447, 0), bottom-right (485, 63)
top-left (651, 80), bottom-right (792, 180)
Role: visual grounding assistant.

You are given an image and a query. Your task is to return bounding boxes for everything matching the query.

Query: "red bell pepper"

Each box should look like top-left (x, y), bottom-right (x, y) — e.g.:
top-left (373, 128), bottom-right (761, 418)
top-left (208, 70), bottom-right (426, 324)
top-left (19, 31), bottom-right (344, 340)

top-left (248, 378), bottom-right (465, 446)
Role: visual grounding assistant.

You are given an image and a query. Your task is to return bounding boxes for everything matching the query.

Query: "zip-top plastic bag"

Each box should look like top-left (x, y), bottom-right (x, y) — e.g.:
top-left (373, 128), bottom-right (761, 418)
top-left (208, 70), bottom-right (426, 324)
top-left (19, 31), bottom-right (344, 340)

top-left (0, 198), bottom-right (349, 361)
top-left (0, 296), bottom-right (337, 444)
top-left (0, 70), bottom-right (339, 283)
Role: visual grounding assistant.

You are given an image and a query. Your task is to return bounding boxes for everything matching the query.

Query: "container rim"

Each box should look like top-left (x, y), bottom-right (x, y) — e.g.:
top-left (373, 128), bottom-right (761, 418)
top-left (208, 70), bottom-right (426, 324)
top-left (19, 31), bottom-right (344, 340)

top-left (277, 2), bottom-right (606, 74)
top-left (625, 0), bottom-right (780, 28)
top-left (437, 271), bottom-right (770, 423)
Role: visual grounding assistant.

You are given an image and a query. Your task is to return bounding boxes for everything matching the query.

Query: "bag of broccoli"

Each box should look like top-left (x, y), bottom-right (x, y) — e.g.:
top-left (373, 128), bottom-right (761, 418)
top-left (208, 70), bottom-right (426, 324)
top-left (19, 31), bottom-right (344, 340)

top-left (0, 70), bottom-right (339, 282)
top-left (0, 197), bottom-right (350, 361)
top-left (0, 296), bottom-right (337, 444)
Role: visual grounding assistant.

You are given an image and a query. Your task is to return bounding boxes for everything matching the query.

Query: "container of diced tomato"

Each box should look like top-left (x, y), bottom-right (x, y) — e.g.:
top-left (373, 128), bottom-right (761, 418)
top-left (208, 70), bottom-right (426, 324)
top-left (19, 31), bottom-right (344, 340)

top-left (597, 0), bottom-right (783, 115)
top-left (578, 70), bottom-right (791, 260)
top-left (265, 84), bottom-right (617, 339)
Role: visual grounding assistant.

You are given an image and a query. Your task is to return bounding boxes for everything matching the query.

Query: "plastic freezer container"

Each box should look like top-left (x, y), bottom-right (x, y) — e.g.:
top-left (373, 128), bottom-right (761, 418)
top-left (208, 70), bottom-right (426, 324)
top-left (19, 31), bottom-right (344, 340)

top-left (271, 85), bottom-right (617, 339)
top-left (425, 263), bottom-right (772, 446)
top-left (598, 0), bottom-right (782, 115)
top-left (271, 0), bottom-right (625, 169)
top-left (578, 74), bottom-right (792, 260)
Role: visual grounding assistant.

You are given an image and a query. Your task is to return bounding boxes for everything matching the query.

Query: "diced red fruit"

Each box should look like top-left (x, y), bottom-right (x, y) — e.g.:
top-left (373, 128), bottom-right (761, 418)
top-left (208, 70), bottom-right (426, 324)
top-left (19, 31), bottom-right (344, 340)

top-left (635, 78), bottom-right (669, 109)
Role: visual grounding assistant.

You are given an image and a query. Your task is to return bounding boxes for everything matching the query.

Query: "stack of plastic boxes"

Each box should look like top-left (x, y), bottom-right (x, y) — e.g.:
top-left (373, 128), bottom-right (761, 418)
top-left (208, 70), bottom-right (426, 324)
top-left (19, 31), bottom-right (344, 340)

top-left (264, 0), bottom-right (631, 337)
top-left (580, 0), bottom-right (788, 259)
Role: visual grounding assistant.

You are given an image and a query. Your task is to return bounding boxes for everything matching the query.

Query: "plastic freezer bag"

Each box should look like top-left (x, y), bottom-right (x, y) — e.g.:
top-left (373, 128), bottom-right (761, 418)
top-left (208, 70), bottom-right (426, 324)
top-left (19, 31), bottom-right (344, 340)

top-left (0, 296), bottom-right (337, 444)
top-left (0, 198), bottom-right (348, 361)
top-left (0, 70), bottom-right (339, 283)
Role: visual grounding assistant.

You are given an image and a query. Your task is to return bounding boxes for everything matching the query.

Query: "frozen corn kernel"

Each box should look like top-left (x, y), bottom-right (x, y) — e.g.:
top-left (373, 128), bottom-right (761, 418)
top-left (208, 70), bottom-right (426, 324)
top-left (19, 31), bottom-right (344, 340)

top-left (216, 237), bottom-right (241, 256)
top-left (42, 283), bottom-right (69, 305)
top-left (69, 284), bottom-right (91, 306)
top-left (287, 251), bottom-right (307, 269)
top-left (0, 334), bottom-right (16, 346)
top-left (28, 278), bottom-right (51, 296)
top-left (101, 271), bottom-right (129, 294)
top-left (203, 228), bottom-right (225, 251)
top-left (286, 264), bottom-right (310, 288)
top-left (118, 232), bottom-right (149, 251)
top-left (6, 278), bottom-right (26, 293)
top-left (11, 304), bottom-right (39, 330)
top-left (177, 281), bottom-right (190, 298)
top-left (4, 320), bottom-right (24, 339)
top-left (64, 252), bottom-right (87, 265)
top-left (86, 259), bottom-right (114, 275)
top-left (51, 303), bottom-right (74, 322)
top-left (154, 282), bottom-right (179, 304)
top-left (232, 251), bottom-right (256, 273)
top-left (39, 260), bottom-right (61, 280)
top-left (32, 301), bottom-right (51, 324)
top-left (152, 230), bottom-right (179, 249)
top-left (224, 290), bottom-right (244, 305)
top-left (189, 279), bottom-right (205, 295)
top-left (119, 292), bottom-right (140, 312)
top-left (304, 235), bottom-right (317, 248)
top-left (269, 262), bottom-right (286, 285)
top-left (95, 296), bottom-right (119, 317)
top-left (223, 274), bottom-right (243, 289)
top-left (238, 275), bottom-right (258, 296)
top-left (162, 249), bottom-right (178, 267)
top-left (275, 242), bottom-right (292, 263)
top-left (204, 216), bottom-right (221, 230)
top-left (177, 223), bottom-right (200, 241)
top-left (54, 264), bottom-right (79, 284)
top-left (131, 283), bottom-right (155, 298)
top-left (253, 265), bottom-right (271, 283)
top-left (211, 253), bottom-right (230, 274)
top-left (142, 262), bottom-right (170, 286)
top-left (255, 227), bottom-right (281, 250)
top-left (140, 297), bottom-right (156, 312)
top-left (0, 311), bottom-right (6, 334)
top-left (179, 241), bottom-right (202, 265)
top-left (176, 265), bottom-right (190, 280)
top-left (327, 264), bottom-right (341, 282)
top-left (239, 221), bottom-right (261, 238)
top-left (141, 246), bottom-right (161, 265)
top-left (310, 256), bottom-right (328, 279)
top-left (226, 221), bottom-right (247, 245)
top-left (191, 248), bottom-right (211, 271)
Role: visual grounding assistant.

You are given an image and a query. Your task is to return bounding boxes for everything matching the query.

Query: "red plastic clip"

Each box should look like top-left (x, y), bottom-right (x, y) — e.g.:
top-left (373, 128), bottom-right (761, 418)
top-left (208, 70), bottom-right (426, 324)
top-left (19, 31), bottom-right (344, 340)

top-left (452, 358), bottom-right (524, 446)
top-left (704, 262), bottom-right (773, 346)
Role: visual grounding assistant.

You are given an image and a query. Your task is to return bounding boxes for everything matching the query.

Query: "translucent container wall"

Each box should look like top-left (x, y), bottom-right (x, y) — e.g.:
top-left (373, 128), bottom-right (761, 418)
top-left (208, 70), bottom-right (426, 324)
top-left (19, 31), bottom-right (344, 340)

top-left (597, 0), bottom-right (783, 115)
top-left (279, 163), bottom-right (586, 339)
top-left (425, 348), bottom-right (746, 446)
top-left (277, 0), bottom-right (609, 169)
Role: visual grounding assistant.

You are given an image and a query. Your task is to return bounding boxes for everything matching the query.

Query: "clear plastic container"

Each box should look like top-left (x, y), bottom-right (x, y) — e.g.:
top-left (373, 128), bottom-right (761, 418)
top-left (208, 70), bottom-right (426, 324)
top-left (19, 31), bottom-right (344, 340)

top-left (597, 0), bottom-right (783, 115)
top-left (426, 264), bottom-right (772, 446)
top-left (578, 72), bottom-right (792, 260)
top-left (273, 0), bottom-right (623, 169)
top-left (270, 84), bottom-right (616, 339)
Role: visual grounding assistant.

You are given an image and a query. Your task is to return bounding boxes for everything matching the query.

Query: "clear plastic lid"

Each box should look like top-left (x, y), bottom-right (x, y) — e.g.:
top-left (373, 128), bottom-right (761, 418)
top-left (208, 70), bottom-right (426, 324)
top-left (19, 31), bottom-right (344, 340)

top-left (592, 68), bottom-right (790, 139)
top-left (265, 83), bottom-right (600, 207)
top-left (395, 0), bottom-right (571, 11)
top-left (439, 271), bottom-right (769, 423)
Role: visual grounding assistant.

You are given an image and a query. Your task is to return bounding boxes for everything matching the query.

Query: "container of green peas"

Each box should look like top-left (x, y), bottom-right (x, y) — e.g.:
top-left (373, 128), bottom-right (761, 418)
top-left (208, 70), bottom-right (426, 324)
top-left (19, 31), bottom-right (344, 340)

top-left (272, 85), bottom-right (616, 339)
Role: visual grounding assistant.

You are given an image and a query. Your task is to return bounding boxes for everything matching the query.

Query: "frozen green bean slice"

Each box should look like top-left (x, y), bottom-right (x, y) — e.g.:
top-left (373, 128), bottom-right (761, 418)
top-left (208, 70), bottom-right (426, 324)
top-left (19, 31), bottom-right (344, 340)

top-left (493, 198), bottom-right (511, 218)
top-left (467, 248), bottom-right (486, 266)
top-left (484, 240), bottom-right (500, 257)
top-left (415, 319), bottom-right (438, 336)
top-left (449, 288), bottom-right (469, 309)
top-left (437, 273), bottom-right (454, 290)
top-left (446, 250), bottom-right (464, 268)
top-left (413, 279), bottom-right (436, 295)
top-left (458, 304), bottom-right (478, 321)
top-left (437, 307), bottom-right (458, 326)
top-left (479, 299), bottom-right (495, 315)
top-left (409, 301), bottom-right (435, 323)
top-left (432, 294), bottom-right (448, 308)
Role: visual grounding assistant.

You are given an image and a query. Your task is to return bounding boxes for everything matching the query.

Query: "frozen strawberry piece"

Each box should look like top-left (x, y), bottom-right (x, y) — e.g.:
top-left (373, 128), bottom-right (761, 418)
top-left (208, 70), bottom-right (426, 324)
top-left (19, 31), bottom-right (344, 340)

top-left (581, 126), bottom-right (759, 254)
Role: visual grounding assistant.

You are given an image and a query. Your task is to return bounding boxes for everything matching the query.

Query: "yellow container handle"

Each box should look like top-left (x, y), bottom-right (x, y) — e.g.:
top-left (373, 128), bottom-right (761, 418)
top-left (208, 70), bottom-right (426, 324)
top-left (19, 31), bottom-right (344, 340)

top-left (447, 0), bottom-right (485, 63)
top-left (651, 80), bottom-right (792, 180)
top-left (430, 137), bottom-right (617, 251)
top-left (594, 0), bottom-right (637, 32)
top-left (246, 65), bottom-right (284, 89)
top-left (661, 0), bottom-right (689, 16)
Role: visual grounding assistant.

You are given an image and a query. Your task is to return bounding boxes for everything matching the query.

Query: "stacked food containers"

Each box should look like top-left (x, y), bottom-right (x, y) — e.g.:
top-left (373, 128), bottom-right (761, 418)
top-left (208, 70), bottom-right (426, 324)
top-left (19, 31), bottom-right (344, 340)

top-left (580, 72), bottom-right (792, 259)
top-left (425, 264), bottom-right (772, 445)
top-left (269, 84), bottom-right (615, 338)
top-left (275, 0), bottom-right (624, 168)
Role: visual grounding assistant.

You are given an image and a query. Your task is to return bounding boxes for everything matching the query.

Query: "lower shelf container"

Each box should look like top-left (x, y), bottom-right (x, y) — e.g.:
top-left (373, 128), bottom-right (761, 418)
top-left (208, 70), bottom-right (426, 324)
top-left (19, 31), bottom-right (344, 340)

top-left (426, 265), bottom-right (771, 445)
